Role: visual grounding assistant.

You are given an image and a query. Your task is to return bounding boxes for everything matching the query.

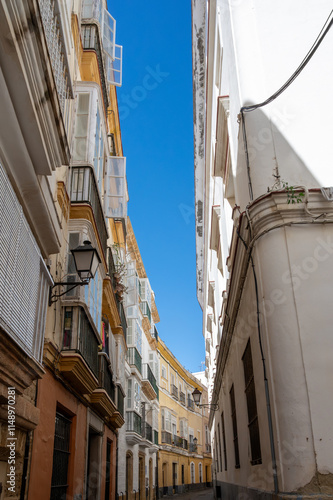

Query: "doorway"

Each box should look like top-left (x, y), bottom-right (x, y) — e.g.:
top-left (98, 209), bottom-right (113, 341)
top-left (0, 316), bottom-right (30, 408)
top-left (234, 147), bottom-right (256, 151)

top-left (172, 463), bottom-right (177, 494)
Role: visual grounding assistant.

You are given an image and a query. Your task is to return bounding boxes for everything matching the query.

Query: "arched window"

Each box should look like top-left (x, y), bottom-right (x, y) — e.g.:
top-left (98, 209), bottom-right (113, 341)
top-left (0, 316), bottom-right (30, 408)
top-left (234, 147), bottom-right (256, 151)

top-left (190, 462), bottom-right (195, 484)
top-left (199, 463), bottom-right (203, 483)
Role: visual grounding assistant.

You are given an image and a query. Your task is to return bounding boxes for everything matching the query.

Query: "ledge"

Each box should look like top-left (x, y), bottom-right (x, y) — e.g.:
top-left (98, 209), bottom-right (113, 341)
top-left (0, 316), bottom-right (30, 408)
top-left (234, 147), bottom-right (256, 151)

top-left (58, 351), bottom-right (98, 395)
top-left (142, 380), bottom-right (157, 401)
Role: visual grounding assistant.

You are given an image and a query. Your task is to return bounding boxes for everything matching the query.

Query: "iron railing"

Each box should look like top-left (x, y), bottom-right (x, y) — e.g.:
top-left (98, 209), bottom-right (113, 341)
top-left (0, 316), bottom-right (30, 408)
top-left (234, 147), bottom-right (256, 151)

top-left (117, 386), bottom-right (124, 416)
top-left (99, 354), bottom-right (115, 402)
top-left (189, 443), bottom-right (198, 453)
top-left (187, 398), bottom-right (195, 410)
top-left (142, 364), bottom-right (158, 396)
top-left (144, 422), bottom-right (152, 442)
top-left (171, 384), bottom-right (178, 400)
top-left (77, 308), bottom-right (99, 377)
top-left (127, 347), bottom-right (142, 374)
top-left (71, 167), bottom-right (108, 257)
top-left (81, 24), bottom-right (109, 111)
top-left (161, 431), bottom-right (172, 445)
top-left (180, 392), bottom-right (186, 405)
top-left (38, 0), bottom-right (73, 121)
top-left (126, 411), bottom-right (141, 435)
top-left (118, 301), bottom-right (127, 341)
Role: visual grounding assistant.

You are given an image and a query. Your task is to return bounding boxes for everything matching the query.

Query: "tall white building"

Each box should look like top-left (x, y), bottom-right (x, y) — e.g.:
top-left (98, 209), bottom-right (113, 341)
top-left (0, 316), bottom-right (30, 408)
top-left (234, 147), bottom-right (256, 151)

top-left (192, 1), bottom-right (333, 498)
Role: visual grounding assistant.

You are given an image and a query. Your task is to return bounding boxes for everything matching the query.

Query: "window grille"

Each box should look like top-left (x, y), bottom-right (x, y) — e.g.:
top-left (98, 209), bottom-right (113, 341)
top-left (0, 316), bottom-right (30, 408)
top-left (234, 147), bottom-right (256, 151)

top-left (0, 163), bottom-right (52, 363)
top-left (50, 412), bottom-right (71, 499)
top-left (221, 412), bottom-right (227, 470)
top-left (105, 440), bottom-right (111, 500)
top-left (242, 340), bottom-right (262, 464)
top-left (230, 385), bottom-right (240, 468)
top-left (218, 423), bottom-right (223, 472)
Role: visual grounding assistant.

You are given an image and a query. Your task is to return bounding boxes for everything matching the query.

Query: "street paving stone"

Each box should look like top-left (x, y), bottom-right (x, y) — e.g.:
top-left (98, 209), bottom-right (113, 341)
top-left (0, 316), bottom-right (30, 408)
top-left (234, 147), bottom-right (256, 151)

top-left (169, 487), bottom-right (214, 499)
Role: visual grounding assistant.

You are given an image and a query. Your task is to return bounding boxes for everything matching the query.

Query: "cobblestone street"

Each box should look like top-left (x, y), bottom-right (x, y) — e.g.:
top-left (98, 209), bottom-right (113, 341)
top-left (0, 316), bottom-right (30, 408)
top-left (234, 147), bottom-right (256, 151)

top-left (169, 488), bottom-right (214, 500)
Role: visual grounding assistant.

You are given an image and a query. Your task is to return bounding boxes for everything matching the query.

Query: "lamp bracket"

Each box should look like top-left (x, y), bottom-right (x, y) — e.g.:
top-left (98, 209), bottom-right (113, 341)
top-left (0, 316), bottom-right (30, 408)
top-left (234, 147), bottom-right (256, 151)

top-left (195, 403), bottom-right (219, 411)
top-left (49, 280), bottom-right (90, 306)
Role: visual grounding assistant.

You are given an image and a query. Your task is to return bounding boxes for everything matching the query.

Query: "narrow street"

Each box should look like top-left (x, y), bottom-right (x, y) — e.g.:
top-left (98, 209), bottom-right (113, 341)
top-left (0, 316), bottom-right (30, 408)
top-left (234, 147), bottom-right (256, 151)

top-left (169, 488), bottom-right (214, 500)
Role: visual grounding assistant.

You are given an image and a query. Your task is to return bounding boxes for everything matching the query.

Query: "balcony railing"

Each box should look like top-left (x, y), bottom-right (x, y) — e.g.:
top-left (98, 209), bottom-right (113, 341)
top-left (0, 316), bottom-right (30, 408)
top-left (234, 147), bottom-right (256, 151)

top-left (173, 436), bottom-right (188, 450)
top-left (187, 398), bottom-right (195, 411)
top-left (126, 411), bottom-right (141, 435)
top-left (99, 354), bottom-right (115, 402)
top-left (71, 167), bottom-right (108, 257)
top-left (81, 24), bottom-right (109, 111)
top-left (62, 307), bottom-right (99, 377)
top-left (180, 392), bottom-right (186, 405)
top-left (143, 422), bottom-right (153, 442)
top-left (127, 347), bottom-right (142, 374)
top-left (140, 301), bottom-right (151, 323)
top-left (118, 301), bottom-right (127, 341)
top-left (171, 384), bottom-right (178, 400)
top-left (142, 364), bottom-right (158, 396)
top-left (189, 443), bottom-right (198, 453)
top-left (154, 430), bottom-right (158, 445)
top-left (117, 386), bottom-right (124, 417)
top-left (205, 443), bottom-right (212, 453)
top-left (161, 431), bottom-right (172, 445)
top-left (38, 0), bottom-right (73, 123)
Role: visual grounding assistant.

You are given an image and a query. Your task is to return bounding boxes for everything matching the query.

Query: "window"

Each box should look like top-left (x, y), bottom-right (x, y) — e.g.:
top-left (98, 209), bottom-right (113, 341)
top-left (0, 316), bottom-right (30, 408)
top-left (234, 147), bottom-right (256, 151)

top-left (242, 340), bottom-right (262, 465)
top-left (190, 462), bottom-right (195, 484)
top-left (162, 365), bottom-right (167, 379)
top-left (50, 411), bottom-right (71, 499)
top-left (73, 93), bottom-right (90, 161)
top-left (218, 424), bottom-right (223, 472)
top-left (230, 385), bottom-right (240, 468)
top-left (93, 108), bottom-right (105, 194)
top-left (161, 408), bottom-right (171, 432)
top-left (105, 440), bottom-right (111, 500)
top-left (127, 379), bottom-right (132, 409)
top-left (214, 433), bottom-right (219, 472)
top-left (199, 463), bottom-right (203, 483)
top-left (221, 412), bottom-right (227, 470)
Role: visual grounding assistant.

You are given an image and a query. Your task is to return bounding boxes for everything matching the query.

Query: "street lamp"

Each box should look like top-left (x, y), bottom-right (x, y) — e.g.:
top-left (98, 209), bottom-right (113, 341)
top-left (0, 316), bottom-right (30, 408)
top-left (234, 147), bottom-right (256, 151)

top-left (49, 240), bottom-right (101, 305)
top-left (192, 388), bottom-right (219, 411)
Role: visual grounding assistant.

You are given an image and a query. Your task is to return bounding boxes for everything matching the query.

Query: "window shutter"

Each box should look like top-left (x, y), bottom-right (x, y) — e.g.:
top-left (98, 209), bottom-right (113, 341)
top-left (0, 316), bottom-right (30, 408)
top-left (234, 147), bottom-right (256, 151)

top-left (0, 163), bottom-right (52, 362)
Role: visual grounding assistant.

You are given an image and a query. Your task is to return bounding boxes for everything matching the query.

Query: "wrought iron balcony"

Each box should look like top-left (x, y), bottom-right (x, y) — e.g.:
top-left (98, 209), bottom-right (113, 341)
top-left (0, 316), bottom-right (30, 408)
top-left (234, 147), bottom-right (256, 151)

top-left (143, 422), bottom-right (153, 442)
top-left (98, 354), bottom-right (115, 402)
top-left (117, 386), bottom-right (124, 417)
top-left (187, 398), bottom-right (195, 411)
top-left (38, 0), bottom-right (73, 124)
top-left (142, 364), bottom-right (158, 399)
top-left (173, 435), bottom-right (183, 448)
top-left (71, 167), bottom-right (108, 257)
top-left (171, 384), bottom-right (178, 400)
top-left (189, 443), bottom-right (198, 453)
top-left (62, 306), bottom-right (99, 378)
top-left (126, 411), bottom-right (142, 435)
top-left (161, 431), bottom-right (172, 445)
top-left (127, 347), bottom-right (142, 374)
top-left (180, 392), bottom-right (186, 405)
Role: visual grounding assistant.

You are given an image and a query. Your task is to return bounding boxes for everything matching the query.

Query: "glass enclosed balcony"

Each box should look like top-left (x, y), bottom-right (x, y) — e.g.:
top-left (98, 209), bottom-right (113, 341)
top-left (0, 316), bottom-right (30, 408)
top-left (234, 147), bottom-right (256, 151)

top-left (142, 364), bottom-right (158, 398)
top-left (140, 301), bottom-right (151, 323)
top-left (104, 157), bottom-right (127, 220)
top-left (126, 411), bottom-right (142, 435)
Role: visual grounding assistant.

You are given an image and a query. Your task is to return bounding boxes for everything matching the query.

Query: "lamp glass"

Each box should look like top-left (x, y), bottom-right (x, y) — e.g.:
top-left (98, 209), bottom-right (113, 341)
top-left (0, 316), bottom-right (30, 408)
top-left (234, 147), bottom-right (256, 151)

top-left (192, 388), bottom-right (202, 405)
top-left (71, 241), bottom-right (101, 280)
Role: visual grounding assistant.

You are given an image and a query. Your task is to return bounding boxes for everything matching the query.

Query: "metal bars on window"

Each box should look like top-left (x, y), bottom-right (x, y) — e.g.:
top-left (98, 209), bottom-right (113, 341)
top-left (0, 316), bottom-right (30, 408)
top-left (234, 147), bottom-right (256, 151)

top-left (50, 412), bottom-right (71, 500)
top-left (230, 385), bottom-right (240, 468)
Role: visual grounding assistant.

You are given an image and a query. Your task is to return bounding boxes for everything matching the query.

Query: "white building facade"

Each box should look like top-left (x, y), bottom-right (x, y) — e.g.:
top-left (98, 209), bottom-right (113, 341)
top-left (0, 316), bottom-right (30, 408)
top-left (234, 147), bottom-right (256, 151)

top-left (192, 1), bottom-right (333, 498)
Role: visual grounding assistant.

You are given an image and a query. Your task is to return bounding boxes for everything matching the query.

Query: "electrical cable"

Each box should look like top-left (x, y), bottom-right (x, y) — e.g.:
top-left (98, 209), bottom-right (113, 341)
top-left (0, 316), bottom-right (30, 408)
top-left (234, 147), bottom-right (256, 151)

top-left (241, 9), bottom-right (333, 113)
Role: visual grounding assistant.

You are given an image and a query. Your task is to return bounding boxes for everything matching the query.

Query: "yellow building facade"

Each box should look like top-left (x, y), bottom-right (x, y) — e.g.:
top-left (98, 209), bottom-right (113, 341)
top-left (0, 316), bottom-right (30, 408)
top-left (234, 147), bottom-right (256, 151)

top-left (158, 339), bottom-right (212, 496)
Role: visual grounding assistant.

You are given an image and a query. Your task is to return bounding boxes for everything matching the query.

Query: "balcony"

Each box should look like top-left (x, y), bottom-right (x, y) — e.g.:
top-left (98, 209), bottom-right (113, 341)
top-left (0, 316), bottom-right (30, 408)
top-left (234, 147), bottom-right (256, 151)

top-left (142, 364), bottom-right (158, 400)
top-left (154, 430), bottom-right (159, 446)
top-left (143, 422), bottom-right (153, 442)
top-left (38, 0), bottom-right (73, 126)
top-left (104, 157), bottom-right (127, 220)
top-left (205, 444), bottom-right (212, 453)
top-left (171, 384), bottom-right (178, 400)
top-left (180, 392), bottom-right (186, 405)
top-left (161, 431), bottom-right (172, 445)
top-left (126, 411), bottom-right (142, 445)
top-left (118, 301), bottom-right (127, 341)
top-left (140, 301), bottom-right (152, 323)
top-left (59, 307), bottom-right (99, 394)
top-left (127, 347), bottom-right (142, 374)
top-left (71, 167), bottom-right (108, 258)
top-left (90, 353), bottom-right (118, 419)
top-left (187, 398), bottom-right (195, 411)
top-left (173, 436), bottom-right (188, 450)
top-left (189, 442), bottom-right (198, 453)
top-left (98, 354), bottom-right (115, 401)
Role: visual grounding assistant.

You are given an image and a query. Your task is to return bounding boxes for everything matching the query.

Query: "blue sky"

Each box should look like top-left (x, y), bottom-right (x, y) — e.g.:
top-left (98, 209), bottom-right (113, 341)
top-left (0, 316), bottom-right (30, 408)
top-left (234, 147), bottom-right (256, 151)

top-left (109, 1), bottom-right (205, 373)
